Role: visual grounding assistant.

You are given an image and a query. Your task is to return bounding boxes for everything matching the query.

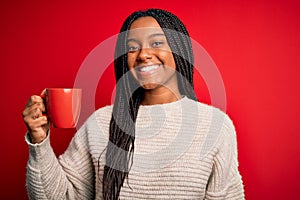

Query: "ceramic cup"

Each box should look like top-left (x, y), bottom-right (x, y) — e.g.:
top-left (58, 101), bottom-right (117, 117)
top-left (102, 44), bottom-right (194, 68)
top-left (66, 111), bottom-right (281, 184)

top-left (45, 88), bottom-right (82, 128)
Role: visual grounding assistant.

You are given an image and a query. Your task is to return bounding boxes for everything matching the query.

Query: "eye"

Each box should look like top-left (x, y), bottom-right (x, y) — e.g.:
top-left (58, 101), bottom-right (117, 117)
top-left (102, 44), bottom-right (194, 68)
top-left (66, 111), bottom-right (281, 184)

top-left (152, 41), bottom-right (163, 48)
top-left (127, 45), bottom-right (140, 52)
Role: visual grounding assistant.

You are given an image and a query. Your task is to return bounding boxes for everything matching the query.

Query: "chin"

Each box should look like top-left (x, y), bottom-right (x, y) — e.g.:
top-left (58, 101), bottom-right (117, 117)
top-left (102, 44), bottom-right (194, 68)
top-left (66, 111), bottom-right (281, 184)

top-left (140, 82), bottom-right (161, 90)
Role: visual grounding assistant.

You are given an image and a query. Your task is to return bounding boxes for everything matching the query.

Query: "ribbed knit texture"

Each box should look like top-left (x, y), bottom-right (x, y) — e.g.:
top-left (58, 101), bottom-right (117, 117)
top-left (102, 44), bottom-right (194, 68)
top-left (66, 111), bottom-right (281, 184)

top-left (25, 97), bottom-right (244, 199)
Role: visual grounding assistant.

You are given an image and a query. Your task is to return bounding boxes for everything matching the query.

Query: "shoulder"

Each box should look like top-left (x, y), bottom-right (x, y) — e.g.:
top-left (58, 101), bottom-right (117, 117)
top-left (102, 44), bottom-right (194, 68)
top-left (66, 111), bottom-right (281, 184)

top-left (93, 104), bottom-right (113, 124)
top-left (185, 97), bottom-right (236, 140)
top-left (78, 105), bottom-right (113, 154)
top-left (94, 104), bottom-right (113, 118)
top-left (197, 101), bottom-right (237, 149)
top-left (185, 97), bottom-right (234, 127)
top-left (193, 100), bottom-right (238, 155)
top-left (82, 105), bottom-right (113, 131)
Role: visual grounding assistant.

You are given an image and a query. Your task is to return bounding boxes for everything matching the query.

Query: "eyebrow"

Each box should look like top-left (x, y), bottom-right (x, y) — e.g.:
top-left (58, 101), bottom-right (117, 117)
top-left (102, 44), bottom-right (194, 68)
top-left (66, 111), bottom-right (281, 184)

top-left (148, 33), bottom-right (165, 38)
top-left (127, 33), bottom-right (166, 43)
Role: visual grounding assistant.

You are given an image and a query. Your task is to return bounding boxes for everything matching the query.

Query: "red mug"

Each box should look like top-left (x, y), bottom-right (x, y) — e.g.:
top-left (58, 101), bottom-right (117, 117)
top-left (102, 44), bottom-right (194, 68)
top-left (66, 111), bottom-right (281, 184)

top-left (45, 88), bottom-right (82, 128)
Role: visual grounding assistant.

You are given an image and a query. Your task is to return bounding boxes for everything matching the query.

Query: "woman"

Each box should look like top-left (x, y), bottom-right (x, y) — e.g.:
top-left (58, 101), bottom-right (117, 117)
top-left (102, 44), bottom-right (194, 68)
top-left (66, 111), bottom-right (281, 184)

top-left (23, 8), bottom-right (244, 199)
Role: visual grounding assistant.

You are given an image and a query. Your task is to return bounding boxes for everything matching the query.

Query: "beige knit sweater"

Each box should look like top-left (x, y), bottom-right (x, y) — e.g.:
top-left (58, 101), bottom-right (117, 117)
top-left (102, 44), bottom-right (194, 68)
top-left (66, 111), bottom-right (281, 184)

top-left (25, 97), bottom-right (244, 199)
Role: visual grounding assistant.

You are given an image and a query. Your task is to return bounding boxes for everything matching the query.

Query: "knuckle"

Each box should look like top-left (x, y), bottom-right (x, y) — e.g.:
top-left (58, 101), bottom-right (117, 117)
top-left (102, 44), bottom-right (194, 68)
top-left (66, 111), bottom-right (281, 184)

top-left (23, 115), bottom-right (30, 123)
top-left (31, 104), bottom-right (38, 110)
top-left (28, 95), bottom-right (42, 104)
top-left (29, 95), bottom-right (36, 102)
top-left (36, 102), bottom-right (46, 112)
top-left (22, 110), bottom-right (27, 117)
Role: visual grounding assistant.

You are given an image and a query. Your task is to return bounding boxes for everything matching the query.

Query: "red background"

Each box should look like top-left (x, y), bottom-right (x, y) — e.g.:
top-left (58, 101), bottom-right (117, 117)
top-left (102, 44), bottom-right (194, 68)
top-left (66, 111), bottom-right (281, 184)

top-left (1, 0), bottom-right (300, 199)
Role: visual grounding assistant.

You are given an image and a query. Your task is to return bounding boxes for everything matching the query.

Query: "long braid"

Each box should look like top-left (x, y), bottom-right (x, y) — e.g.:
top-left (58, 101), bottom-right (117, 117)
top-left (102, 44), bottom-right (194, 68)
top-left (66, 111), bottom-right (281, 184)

top-left (102, 8), bottom-right (197, 199)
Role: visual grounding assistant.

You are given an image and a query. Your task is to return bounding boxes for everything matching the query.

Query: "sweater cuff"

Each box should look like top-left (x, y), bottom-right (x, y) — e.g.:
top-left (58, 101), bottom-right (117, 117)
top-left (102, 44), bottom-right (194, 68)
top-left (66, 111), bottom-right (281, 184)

top-left (25, 131), bottom-right (54, 163)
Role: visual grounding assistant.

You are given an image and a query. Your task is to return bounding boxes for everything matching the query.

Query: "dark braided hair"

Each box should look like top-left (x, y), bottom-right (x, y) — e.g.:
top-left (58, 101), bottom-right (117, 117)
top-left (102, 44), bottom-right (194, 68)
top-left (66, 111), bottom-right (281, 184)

top-left (102, 8), bottom-right (198, 199)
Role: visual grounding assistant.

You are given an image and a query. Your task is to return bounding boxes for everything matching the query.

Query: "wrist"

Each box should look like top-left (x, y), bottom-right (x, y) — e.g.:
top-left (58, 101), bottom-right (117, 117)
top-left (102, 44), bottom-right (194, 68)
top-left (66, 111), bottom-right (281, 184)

top-left (29, 131), bottom-right (48, 144)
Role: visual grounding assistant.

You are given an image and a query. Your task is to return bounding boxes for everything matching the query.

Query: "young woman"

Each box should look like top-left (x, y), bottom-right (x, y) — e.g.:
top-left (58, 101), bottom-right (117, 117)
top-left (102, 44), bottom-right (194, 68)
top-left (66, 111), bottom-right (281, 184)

top-left (23, 8), bottom-right (244, 199)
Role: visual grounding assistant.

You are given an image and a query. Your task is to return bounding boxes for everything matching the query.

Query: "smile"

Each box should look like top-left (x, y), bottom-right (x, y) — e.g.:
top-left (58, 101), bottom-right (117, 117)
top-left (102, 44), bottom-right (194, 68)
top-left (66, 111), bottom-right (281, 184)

top-left (135, 64), bottom-right (162, 74)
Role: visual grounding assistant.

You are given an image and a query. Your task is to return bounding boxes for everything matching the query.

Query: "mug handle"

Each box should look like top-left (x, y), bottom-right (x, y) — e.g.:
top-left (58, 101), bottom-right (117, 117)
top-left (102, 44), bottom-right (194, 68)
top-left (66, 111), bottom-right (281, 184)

top-left (40, 89), bottom-right (48, 117)
top-left (40, 88), bottom-right (47, 99)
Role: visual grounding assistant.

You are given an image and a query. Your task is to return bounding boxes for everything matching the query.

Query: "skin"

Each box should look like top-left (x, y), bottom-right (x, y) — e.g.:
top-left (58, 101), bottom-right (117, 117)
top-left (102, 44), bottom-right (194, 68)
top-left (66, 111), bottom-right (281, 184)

top-left (23, 16), bottom-right (182, 143)
top-left (22, 91), bottom-right (48, 144)
top-left (127, 16), bottom-right (181, 105)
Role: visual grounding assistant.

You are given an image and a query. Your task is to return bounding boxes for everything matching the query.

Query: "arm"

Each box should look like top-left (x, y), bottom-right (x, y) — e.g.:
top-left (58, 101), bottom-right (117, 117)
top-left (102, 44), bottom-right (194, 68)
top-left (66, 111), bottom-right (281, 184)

top-left (205, 116), bottom-right (245, 200)
top-left (25, 123), bottom-right (95, 200)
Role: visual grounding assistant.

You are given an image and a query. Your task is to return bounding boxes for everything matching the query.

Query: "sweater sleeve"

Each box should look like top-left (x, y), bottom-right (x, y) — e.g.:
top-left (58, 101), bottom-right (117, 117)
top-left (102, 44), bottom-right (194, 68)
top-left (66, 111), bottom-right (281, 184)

top-left (25, 121), bottom-right (95, 199)
top-left (205, 116), bottom-right (245, 200)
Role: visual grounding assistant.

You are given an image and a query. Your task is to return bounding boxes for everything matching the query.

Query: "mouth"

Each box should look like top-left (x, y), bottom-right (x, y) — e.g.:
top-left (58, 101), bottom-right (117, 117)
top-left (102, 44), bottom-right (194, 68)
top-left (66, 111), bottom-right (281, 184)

top-left (135, 64), bottom-right (162, 75)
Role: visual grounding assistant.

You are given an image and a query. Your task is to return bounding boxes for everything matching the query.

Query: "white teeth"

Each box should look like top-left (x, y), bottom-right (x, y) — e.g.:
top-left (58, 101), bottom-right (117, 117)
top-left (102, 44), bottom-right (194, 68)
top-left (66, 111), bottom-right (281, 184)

top-left (139, 65), bottom-right (160, 72)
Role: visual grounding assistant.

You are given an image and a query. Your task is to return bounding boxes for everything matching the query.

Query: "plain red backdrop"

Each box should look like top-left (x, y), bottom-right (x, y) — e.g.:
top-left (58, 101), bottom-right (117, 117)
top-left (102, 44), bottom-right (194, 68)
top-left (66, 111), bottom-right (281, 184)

top-left (1, 0), bottom-right (300, 199)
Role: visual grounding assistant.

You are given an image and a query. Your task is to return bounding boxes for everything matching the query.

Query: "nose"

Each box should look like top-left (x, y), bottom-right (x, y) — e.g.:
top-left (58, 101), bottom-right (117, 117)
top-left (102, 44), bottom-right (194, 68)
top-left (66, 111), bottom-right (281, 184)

top-left (137, 47), bottom-right (152, 62)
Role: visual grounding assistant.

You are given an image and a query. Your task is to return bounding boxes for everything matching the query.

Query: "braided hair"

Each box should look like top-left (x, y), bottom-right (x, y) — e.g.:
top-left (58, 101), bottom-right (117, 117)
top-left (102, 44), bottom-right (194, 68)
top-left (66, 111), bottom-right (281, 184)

top-left (102, 8), bottom-right (198, 199)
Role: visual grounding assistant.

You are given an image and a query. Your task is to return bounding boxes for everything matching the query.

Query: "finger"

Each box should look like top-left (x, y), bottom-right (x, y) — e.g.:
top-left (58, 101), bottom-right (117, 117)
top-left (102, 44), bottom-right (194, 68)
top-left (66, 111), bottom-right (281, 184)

top-left (31, 116), bottom-right (48, 129)
top-left (26, 95), bottom-right (44, 107)
top-left (28, 117), bottom-right (49, 143)
top-left (23, 106), bottom-right (37, 118)
top-left (25, 115), bottom-right (48, 131)
top-left (24, 102), bottom-right (45, 114)
top-left (22, 103), bottom-right (46, 117)
top-left (23, 109), bottom-right (42, 125)
top-left (30, 107), bottom-right (43, 120)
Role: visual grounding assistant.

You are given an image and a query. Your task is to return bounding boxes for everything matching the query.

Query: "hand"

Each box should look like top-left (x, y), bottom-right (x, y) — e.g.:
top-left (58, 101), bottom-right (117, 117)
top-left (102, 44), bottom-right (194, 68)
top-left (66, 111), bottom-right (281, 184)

top-left (22, 91), bottom-right (49, 144)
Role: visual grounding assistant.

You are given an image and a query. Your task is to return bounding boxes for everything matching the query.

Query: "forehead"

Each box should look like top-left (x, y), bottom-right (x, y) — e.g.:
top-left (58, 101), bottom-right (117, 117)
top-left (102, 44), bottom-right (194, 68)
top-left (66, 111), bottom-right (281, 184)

top-left (130, 16), bottom-right (161, 29)
top-left (128, 16), bottom-right (164, 38)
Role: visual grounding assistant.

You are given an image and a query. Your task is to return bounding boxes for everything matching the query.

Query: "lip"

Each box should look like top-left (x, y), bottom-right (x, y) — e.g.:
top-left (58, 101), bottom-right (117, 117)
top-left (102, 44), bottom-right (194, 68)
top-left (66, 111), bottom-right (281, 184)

top-left (135, 64), bottom-right (162, 76)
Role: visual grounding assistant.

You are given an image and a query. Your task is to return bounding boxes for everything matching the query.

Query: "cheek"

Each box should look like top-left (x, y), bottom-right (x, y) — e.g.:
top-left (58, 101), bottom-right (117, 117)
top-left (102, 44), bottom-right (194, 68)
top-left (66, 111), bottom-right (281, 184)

top-left (127, 54), bottom-right (138, 79)
top-left (158, 51), bottom-right (176, 69)
top-left (127, 54), bottom-right (136, 70)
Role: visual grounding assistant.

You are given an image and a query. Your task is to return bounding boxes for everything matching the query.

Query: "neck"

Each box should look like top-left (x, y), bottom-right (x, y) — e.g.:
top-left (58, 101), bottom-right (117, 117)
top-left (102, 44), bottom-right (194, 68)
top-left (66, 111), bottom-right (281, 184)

top-left (141, 86), bottom-right (182, 105)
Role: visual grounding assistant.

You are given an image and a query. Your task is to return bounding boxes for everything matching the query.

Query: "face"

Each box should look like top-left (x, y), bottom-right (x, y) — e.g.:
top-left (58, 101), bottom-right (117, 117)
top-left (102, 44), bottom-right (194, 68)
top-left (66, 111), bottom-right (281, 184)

top-left (127, 16), bottom-right (178, 91)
